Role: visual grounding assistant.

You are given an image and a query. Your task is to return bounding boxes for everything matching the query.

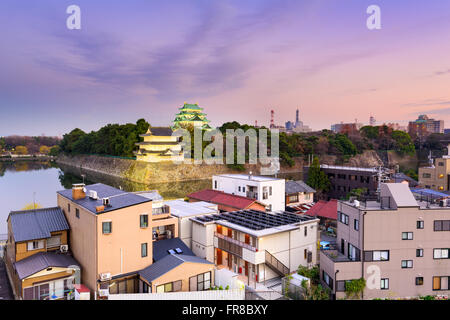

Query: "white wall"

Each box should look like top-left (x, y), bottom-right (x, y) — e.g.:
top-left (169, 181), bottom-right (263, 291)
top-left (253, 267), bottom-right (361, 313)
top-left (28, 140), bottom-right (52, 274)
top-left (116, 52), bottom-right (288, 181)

top-left (212, 175), bottom-right (285, 211)
top-left (108, 288), bottom-right (244, 300)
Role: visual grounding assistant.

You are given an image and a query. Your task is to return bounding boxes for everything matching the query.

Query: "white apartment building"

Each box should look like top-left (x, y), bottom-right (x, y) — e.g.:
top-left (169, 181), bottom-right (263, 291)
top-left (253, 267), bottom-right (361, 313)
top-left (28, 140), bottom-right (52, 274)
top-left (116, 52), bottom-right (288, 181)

top-left (212, 174), bottom-right (285, 211)
top-left (190, 209), bottom-right (319, 284)
top-left (165, 199), bottom-right (218, 249)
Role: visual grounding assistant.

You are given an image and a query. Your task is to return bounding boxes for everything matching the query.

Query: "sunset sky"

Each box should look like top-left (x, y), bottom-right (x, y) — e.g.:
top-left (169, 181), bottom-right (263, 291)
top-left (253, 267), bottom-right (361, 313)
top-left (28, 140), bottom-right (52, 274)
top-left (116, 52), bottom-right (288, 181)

top-left (1, 0), bottom-right (450, 136)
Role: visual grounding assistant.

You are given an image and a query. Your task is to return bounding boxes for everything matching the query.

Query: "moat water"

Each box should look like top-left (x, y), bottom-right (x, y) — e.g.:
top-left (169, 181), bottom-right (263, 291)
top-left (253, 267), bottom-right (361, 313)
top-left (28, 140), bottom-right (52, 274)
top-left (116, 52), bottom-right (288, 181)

top-left (0, 160), bottom-right (302, 234)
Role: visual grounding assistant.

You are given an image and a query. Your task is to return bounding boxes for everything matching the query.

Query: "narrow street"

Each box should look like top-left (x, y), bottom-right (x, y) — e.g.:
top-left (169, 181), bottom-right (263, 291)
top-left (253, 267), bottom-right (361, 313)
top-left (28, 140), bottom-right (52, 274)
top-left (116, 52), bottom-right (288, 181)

top-left (0, 260), bottom-right (14, 300)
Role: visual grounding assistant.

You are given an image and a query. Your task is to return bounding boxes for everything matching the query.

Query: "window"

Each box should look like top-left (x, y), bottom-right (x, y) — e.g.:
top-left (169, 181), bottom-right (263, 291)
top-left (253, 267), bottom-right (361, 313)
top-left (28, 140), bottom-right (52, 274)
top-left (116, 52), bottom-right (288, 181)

top-left (141, 243), bottom-right (148, 257)
top-left (370, 250), bottom-right (389, 261)
top-left (401, 260), bottom-right (413, 268)
top-left (269, 186), bottom-right (272, 196)
top-left (304, 249), bottom-right (308, 259)
top-left (75, 208), bottom-right (80, 219)
top-left (242, 187), bottom-right (245, 193)
top-left (238, 186), bottom-right (241, 192)
top-left (102, 221), bottom-right (112, 234)
top-left (214, 181), bottom-right (217, 189)
top-left (433, 276), bottom-right (450, 291)
top-left (416, 249), bottom-right (424, 257)
top-left (27, 240), bottom-right (44, 251)
top-left (433, 248), bottom-right (449, 259)
top-left (434, 220), bottom-right (450, 231)
top-left (189, 272), bottom-right (211, 291)
top-left (304, 226), bottom-right (307, 237)
top-left (47, 235), bottom-right (61, 248)
top-left (402, 232), bottom-right (413, 240)
top-left (422, 173), bottom-right (431, 178)
top-left (156, 281), bottom-right (181, 293)
top-left (140, 214), bottom-right (148, 228)
top-left (68, 203), bottom-right (70, 213)
top-left (438, 162), bottom-right (444, 166)
top-left (322, 271), bottom-right (333, 290)
top-left (354, 219), bottom-right (359, 231)
top-left (416, 277), bottom-right (424, 286)
top-left (288, 194), bottom-right (299, 203)
top-left (416, 220), bottom-right (424, 229)
top-left (339, 212), bottom-right (349, 225)
top-left (380, 278), bottom-right (389, 290)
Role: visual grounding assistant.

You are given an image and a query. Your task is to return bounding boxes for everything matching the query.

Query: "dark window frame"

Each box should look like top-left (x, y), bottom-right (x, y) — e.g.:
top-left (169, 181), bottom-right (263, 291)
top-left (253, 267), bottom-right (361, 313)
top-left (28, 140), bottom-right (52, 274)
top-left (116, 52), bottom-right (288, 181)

top-left (102, 221), bottom-right (112, 234)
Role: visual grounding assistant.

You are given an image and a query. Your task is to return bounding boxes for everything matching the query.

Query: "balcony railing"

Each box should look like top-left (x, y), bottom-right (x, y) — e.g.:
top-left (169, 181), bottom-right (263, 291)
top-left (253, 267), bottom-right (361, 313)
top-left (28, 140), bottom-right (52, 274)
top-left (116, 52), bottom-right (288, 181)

top-left (246, 192), bottom-right (258, 200)
top-left (152, 205), bottom-right (170, 215)
top-left (214, 232), bottom-right (257, 252)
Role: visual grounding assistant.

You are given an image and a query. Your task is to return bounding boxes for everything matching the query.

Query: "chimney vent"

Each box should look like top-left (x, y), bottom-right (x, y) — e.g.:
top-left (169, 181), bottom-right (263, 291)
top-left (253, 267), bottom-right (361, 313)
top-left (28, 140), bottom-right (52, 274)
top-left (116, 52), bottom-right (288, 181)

top-left (72, 183), bottom-right (86, 200)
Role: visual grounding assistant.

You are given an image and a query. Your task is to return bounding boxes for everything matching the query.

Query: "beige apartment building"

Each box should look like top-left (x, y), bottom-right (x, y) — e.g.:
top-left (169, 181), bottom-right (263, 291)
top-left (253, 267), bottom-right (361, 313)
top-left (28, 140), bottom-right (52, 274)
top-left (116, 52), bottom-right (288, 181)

top-left (57, 183), bottom-right (179, 295)
top-left (190, 209), bottom-right (319, 285)
top-left (320, 182), bottom-right (450, 299)
top-left (419, 147), bottom-right (450, 191)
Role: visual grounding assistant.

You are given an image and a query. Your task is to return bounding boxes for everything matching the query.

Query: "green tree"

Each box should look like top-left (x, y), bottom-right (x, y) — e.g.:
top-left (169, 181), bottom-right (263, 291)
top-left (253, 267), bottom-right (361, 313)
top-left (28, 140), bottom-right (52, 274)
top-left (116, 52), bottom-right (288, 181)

top-left (21, 203), bottom-right (43, 210)
top-left (48, 145), bottom-right (60, 156)
top-left (306, 156), bottom-right (330, 199)
top-left (15, 145), bottom-right (28, 155)
top-left (391, 130), bottom-right (415, 155)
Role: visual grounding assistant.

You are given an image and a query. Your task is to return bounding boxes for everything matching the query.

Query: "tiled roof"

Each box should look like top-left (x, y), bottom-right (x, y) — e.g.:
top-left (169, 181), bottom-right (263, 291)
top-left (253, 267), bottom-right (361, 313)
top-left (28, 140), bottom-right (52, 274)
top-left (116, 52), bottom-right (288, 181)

top-left (57, 183), bottom-right (150, 214)
top-left (187, 189), bottom-right (263, 210)
top-left (305, 199), bottom-right (338, 220)
top-left (139, 253), bottom-right (212, 284)
top-left (14, 252), bottom-right (79, 280)
top-left (152, 238), bottom-right (195, 262)
top-left (285, 180), bottom-right (316, 194)
top-left (8, 207), bottom-right (69, 242)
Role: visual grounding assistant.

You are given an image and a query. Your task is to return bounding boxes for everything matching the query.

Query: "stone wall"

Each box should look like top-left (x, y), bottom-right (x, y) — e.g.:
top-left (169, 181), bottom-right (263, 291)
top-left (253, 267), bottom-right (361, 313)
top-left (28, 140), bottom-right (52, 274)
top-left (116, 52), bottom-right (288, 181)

top-left (57, 154), bottom-right (305, 184)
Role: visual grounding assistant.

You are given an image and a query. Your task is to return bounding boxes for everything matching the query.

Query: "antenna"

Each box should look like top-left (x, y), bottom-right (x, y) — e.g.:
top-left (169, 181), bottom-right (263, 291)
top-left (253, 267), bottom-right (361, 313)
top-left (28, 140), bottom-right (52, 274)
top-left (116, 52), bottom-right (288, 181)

top-left (33, 192), bottom-right (36, 210)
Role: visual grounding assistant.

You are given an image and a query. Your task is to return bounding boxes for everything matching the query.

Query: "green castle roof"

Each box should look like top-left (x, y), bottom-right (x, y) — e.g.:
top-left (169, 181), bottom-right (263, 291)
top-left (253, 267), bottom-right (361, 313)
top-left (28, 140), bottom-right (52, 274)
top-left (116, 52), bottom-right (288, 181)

top-left (179, 103), bottom-right (203, 111)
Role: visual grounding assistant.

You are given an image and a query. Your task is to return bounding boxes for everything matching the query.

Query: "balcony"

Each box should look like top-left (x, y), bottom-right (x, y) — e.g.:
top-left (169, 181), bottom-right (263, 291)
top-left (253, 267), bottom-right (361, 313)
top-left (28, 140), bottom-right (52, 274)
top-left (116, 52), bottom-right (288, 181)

top-left (214, 232), bottom-right (257, 254)
top-left (152, 205), bottom-right (170, 215)
top-left (246, 192), bottom-right (258, 200)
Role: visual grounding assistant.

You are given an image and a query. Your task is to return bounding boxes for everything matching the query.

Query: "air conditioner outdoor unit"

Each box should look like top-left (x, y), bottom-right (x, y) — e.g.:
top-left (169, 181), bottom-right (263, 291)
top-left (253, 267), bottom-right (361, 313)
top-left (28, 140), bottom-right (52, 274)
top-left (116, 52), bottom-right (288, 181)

top-left (100, 273), bottom-right (111, 281)
top-left (60, 245), bottom-right (69, 253)
top-left (103, 198), bottom-right (110, 206)
top-left (89, 190), bottom-right (98, 200)
top-left (98, 289), bottom-right (109, 297)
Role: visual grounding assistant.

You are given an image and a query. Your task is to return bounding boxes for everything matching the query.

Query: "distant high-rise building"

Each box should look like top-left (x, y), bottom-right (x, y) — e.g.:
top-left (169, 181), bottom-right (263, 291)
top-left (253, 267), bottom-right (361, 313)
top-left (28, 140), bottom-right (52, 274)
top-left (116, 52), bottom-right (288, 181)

top-left (331, 122), bottom-right (363, 134)
top-left (370, 116), bottom-right (376, 126)
top-left (408, 114), bottom-right (444, 139)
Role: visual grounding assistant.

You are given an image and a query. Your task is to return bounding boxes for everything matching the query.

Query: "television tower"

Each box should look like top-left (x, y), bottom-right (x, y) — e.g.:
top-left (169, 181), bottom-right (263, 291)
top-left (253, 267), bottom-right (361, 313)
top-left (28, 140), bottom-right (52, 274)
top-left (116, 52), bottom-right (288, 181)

top-left (270, 110), bottom-right (275, 128)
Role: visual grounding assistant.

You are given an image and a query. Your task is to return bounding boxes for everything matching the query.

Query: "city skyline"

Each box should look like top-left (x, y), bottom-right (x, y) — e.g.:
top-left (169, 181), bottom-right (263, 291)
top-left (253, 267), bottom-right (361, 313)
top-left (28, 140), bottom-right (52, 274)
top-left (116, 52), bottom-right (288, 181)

top-left (1, 0), bottom-right (450, 136)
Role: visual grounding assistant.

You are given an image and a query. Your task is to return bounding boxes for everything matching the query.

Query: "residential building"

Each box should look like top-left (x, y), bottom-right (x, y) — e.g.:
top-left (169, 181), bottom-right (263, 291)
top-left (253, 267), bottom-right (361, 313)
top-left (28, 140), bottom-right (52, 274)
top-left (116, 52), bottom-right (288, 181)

top-left (408, 114), bottom-right (444, 139)
top-left (190, 210), bottom-right (319, 284)
top-left (136, 238), bottom-right (215, 294)
top-left (419, 146), bottom-right (450, 191)
top-left (285, 180), bottom-right (316, 206)
top-left (172, 102), bottom-right (212, 130)
top-left (304, 165), bottom-right (382, 200)
top-left (187, 189), bottom-right (266, 212)
top-left (164, 199), bottom-right (218, 248)
top-left (320, 183), bottom-right (450, 299)
top-left (56, 183), bottom-right (179, 294)
top-left (135, 127), bottom-right (183, 163)
top-left (4, 207), bottom-right (80, 300)
top-left (212, 174), bottom-right (285, 211)
top-left (331, 122), bottom-right (363, 134)
top-left (303, 199), bottom-right (338, 228)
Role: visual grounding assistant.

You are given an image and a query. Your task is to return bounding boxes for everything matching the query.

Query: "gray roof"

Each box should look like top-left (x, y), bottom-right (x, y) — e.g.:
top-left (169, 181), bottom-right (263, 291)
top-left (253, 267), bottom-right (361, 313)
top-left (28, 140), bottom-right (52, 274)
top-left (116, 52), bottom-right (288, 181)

top-left (57, 183), bottom-right (151, 214)
top-left (139, 253), bottom-right (213, 283)
top-left (153, 238), bottom-right (194, 261)
top-left (133, 190), bottom-right (163, 201)
top-left (285, 180), bottom-right (316, 194)
top-left (8, 207), bottom-right (69, 242)
top-left (381, 183), bottom-right (418, 208)
top-left (392, 173), bottom-right (419, 186)
top-left (14, 252), bottom-right (80, 280)
top-left (141, 127), bottom-right (173, 136)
